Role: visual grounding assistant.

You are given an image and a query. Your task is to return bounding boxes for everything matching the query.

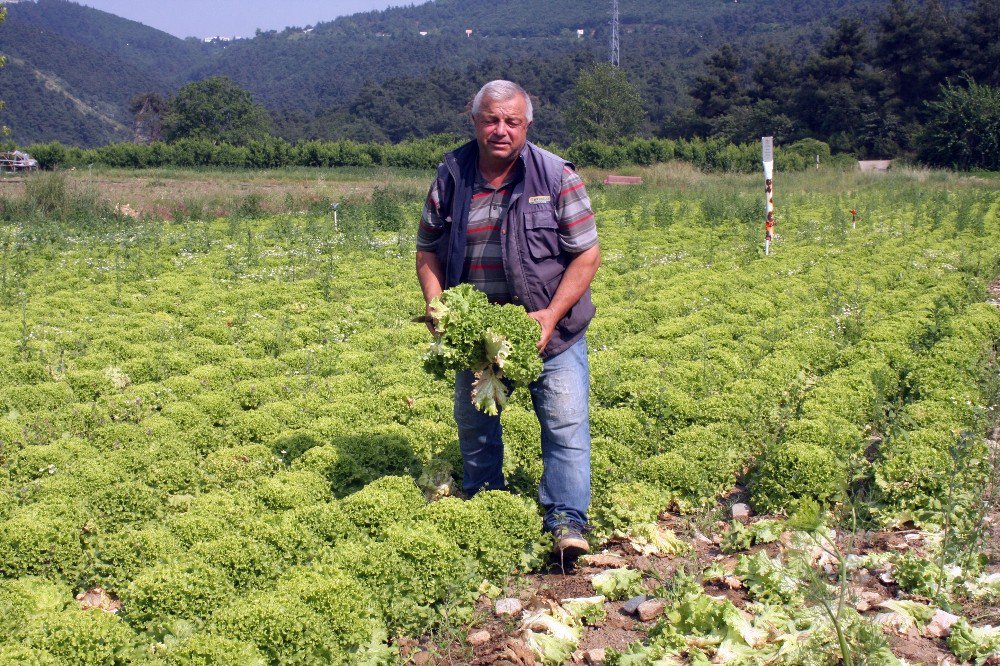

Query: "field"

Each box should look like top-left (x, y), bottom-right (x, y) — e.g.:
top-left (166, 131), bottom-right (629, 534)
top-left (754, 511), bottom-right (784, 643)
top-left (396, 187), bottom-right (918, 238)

top-left (0, 165), bottom-right (999, 665)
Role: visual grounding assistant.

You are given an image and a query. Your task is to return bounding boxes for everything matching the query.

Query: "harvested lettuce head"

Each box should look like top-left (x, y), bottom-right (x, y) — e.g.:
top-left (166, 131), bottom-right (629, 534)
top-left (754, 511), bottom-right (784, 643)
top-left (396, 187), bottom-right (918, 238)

top-left (592, 567), bottom-right (645, 601)
top-left (424, 284), bottom-right (542, 415)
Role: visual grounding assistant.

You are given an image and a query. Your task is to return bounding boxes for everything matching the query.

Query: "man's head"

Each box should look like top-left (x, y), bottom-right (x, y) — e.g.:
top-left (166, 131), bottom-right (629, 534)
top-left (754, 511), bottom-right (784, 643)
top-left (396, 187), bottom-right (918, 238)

top-left (471, 80), bottom-right (533, 166)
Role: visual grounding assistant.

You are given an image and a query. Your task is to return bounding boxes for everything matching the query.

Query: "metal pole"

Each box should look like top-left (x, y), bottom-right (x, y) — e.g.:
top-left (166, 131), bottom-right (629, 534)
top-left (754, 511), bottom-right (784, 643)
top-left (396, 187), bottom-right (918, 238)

top-left (762, 137), bottom-right (774, 256)
top-left (610, 0), bottom-right (620, 67)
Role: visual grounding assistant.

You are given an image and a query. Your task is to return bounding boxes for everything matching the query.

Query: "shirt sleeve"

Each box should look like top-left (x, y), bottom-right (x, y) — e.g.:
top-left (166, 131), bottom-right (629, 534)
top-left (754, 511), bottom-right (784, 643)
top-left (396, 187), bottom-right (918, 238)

top-left (416, 179), bottom-right (447, 252)
top-left (556, 166), bottom-right (598, 254)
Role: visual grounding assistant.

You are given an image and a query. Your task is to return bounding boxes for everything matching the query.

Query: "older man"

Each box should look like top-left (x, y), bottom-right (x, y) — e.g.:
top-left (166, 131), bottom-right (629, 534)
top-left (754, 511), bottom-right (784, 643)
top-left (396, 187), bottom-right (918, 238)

top-left (416, 80), bottom-right (600, 559)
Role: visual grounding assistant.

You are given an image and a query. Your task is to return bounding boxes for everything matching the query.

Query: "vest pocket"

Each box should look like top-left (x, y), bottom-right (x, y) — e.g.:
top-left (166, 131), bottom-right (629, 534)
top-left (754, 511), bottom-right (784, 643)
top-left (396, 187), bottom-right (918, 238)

top-left (523, 210), bottom-right (561, 260)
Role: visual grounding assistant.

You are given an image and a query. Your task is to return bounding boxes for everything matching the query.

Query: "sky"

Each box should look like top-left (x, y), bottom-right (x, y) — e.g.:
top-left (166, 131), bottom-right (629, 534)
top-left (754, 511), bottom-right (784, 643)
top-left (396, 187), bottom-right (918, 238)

top-left (78, 1), bottom-right (409, 39)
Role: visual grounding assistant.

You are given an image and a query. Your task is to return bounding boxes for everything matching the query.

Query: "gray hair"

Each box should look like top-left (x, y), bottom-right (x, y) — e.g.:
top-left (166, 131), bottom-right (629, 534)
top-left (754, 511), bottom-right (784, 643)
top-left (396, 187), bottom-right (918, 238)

top-left (471, 80), bottom-right (533, 122)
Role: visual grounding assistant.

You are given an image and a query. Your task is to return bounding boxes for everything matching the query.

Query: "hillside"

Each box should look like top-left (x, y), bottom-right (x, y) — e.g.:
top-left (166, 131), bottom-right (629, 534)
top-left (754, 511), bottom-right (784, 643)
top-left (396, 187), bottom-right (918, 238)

top-left (0, 0), bottom-right (212, 146)
top-left (0, 0), bottom-right (976, 147)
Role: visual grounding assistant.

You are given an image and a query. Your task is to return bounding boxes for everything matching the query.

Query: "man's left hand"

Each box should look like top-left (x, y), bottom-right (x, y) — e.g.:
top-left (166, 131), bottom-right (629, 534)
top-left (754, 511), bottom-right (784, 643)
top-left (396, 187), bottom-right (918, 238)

top-left (528, 308), bottom-right (559, 351)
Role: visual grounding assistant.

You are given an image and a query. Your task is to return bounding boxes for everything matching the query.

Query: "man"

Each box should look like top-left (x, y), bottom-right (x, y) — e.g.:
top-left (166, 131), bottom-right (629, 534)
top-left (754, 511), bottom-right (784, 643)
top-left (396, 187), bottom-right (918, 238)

top-left (415, 80), bottom-right (601, 559)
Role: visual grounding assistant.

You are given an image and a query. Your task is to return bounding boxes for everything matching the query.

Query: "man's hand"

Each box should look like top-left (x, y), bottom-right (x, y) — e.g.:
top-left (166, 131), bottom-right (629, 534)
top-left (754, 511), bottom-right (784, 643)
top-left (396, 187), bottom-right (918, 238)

top-left (416, 250), bottom-right (445, 335)
top-left (424, 302), bottom-right (437, 334)
top-left (528, 244), bottom-right (601, 352)
top-left (528, 308), bottom-right (560, 351)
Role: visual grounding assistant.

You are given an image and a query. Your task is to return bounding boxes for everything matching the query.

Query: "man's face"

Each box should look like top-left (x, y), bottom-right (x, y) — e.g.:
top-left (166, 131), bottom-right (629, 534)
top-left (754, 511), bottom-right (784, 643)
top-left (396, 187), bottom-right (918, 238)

top-left (473, 94), bottom-right (531, 165)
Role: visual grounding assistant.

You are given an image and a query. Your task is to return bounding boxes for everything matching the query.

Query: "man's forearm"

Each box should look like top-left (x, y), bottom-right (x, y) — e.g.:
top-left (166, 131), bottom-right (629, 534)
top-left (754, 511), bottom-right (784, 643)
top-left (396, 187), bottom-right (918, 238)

top-left (416, 250), bottom-right (445, 305)
top-left (546, 244), bottom-right (601, 320)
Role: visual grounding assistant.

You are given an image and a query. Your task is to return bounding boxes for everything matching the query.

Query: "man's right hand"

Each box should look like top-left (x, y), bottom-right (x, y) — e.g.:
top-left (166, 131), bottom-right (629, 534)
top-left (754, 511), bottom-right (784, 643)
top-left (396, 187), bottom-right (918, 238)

top-left (424, 302), bottom-right (436, 334)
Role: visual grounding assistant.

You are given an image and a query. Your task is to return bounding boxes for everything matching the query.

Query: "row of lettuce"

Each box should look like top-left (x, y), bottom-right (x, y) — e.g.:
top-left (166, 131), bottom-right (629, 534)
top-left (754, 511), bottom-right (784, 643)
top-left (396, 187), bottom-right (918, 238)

top-left (20, 134), bottom-right (850, 173)
top-left (0, 179), bottom-right (997, 662)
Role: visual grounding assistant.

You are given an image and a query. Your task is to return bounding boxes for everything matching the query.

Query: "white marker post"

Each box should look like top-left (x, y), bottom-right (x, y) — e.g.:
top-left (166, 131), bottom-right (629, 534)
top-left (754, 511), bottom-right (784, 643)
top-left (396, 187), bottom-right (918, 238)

top-left (762, 137), bottom-right (775, 256)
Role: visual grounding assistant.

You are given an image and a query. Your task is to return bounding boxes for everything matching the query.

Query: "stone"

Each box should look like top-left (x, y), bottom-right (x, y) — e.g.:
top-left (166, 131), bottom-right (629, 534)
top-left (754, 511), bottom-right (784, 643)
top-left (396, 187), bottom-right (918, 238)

top-left (731, 503), bottom-right (751, 521)
top-left (468, 630), bottom-right (492, 647)
top-left (585, 648), bottom-right (607, 665)
top-left (723, 576), bottom-right (743, 590)
top-left (924, 609), bottom-right (961, 638)
top-left (411, 651), bottom-right (434, 666)
top-left (496, 598), bottom-right (524, 616)
top-left (580, 553), bottom-right (626, 568)
top-left (637, 598), bottom-right (666, 621)
top-left (852, 588), bottom-right (884, 612)
top-left (621, 595), bottom-right (648, 615)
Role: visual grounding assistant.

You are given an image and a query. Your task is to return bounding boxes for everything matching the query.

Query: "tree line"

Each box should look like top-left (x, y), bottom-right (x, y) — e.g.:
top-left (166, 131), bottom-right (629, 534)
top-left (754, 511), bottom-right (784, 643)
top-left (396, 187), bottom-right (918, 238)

top-left (677, 0), bottom-right (997, 168)
top-left (25, 134), bottom-right (845, 174)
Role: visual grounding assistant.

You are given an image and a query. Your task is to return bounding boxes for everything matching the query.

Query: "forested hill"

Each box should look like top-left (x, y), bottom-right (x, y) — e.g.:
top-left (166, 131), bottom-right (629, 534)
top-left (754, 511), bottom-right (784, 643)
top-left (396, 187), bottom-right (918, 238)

top-left (0, 0), bottom-right (976, 148)
top-left (0, 0), bottom-right (213, 146)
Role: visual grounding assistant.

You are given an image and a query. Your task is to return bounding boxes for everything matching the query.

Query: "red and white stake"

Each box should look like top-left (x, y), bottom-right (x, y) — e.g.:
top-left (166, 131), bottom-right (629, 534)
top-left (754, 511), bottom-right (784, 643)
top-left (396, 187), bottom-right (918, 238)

top-left (762, 137), bottom-right (775, 255)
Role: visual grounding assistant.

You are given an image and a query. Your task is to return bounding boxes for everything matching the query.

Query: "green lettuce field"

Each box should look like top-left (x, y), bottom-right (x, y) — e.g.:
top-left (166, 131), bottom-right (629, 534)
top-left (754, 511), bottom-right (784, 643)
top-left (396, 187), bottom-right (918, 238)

top-left (0, 166), bottom-right (998, 664)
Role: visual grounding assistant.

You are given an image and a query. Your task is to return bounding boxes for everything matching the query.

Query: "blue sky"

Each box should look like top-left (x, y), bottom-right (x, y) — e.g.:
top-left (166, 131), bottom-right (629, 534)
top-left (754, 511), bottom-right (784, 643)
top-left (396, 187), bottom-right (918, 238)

top-left (79, 1), bottom-right (409, 39)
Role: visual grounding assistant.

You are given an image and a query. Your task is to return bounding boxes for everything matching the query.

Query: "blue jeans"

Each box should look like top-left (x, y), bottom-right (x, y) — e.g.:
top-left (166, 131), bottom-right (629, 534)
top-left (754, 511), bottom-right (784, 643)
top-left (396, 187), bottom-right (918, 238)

top-left (454, 337), bottom-right (591, 532)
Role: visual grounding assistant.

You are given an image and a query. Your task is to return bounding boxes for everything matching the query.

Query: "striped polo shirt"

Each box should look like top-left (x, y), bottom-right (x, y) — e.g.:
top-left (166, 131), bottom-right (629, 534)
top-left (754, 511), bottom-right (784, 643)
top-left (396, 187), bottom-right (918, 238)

top-left (417, 165), bottom-right (597, 304)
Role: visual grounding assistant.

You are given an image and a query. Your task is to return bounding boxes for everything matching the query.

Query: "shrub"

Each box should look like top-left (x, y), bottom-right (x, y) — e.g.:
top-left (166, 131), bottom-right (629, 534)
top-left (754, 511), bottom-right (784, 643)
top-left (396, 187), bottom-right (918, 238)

top-left (918, 78), bottom-right (1000, 171)
top-left (253, 469), bottom-right (330, 510)
top-left (330, 524), bottom-right (477, 635)
top-left (873, 428), bottom-right (983, 526)
top-left (191, 534), bottom-right (280, 589)
top-left (23, 609), bottom-right (137, 665)
top-left (418, 492), bottom-right (543, 582)
top-left (203, 444), bottom-right (282, 485)
top-left (150, 633), bottom-right (266, 666)
top-left (122, 556), bottom-right (235, 632)
top-left (0, 577), bottom-right (69, 641)
top-left (637, 452), bottom-right (713, 510)
top-left (750, 441), bottom-right (847, 513)
top-left (340, 475), bottom-right (426, 538)
top-left (90, 480), bottom-right (164, 531)
top-left (0, 503), bottom-right (88, 580)
top-left (0, 644), bottom-right (59, 665)
top-left (282, 500), bottom-right (359, 546)
top-left (90, 526), bottom-right (184, 593)
top-left (210, 566), bottom-right (391, 666)
top-left (592, 481), bottom-right (672, 537)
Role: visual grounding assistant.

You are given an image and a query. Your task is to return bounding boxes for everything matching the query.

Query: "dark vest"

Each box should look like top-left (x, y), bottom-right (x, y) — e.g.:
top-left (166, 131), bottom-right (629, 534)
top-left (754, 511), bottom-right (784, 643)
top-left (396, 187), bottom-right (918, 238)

top-left (432, 140), bottom-right (596, 359)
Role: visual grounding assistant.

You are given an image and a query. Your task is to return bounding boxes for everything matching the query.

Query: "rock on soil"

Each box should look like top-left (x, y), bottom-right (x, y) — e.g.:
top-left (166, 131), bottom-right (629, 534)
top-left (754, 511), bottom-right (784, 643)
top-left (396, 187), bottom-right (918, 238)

top-left (637, 599), bottom-right (666, 622)
top-left (468, 630), bottom-right (492, 646)
top-left (621, 595), bottom-right (648, 615)
top-left (731, 503), bottom-right (751, 520)
top-left (924, 609), bottom-right (961, 638)
top-left (496, 598), bottom-right (524, 616)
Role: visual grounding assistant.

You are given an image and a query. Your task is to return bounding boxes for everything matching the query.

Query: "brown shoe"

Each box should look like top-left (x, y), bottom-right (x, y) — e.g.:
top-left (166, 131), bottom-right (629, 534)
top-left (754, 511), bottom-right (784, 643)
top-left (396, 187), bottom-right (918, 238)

top-left (552, 523), bottom-right (590, 560)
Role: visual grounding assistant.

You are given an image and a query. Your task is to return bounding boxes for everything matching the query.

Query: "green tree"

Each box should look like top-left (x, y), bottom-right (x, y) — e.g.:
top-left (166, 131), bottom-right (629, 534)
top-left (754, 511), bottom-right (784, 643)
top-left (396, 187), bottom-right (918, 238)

top-left (875, 0), bottom-right (963, 131)
top-left (163, 76), bottom-right (272, 145)
top-left (130, 92), bottom-right (169, 144)
top-left (690, 45), bottom-right (750, 120)
top-left (917, 78), bottom-right (1000, 170)
top-left (564, 63), bottom-right (645, 143)
top-left (958, 0), bottom-right (1000, 87)
top-left (794, 19), bottom-right (883, 154)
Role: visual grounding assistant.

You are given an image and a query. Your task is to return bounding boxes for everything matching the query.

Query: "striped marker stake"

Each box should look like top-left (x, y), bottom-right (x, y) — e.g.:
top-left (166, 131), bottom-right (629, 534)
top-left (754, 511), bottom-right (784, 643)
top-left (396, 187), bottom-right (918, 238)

top-left (762, 137), bottom-right (775, 256)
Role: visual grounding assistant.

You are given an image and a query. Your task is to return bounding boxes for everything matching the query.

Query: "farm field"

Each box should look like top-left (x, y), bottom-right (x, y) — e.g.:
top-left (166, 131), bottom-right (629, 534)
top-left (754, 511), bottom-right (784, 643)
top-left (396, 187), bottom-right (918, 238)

top-left (0, 165), bottom-right (999, 665)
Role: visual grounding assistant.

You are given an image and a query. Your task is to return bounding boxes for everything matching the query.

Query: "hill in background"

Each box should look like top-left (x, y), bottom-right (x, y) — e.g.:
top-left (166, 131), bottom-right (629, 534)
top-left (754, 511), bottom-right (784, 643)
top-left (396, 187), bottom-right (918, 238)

top-left (0, 0), bottom-right (963, 147)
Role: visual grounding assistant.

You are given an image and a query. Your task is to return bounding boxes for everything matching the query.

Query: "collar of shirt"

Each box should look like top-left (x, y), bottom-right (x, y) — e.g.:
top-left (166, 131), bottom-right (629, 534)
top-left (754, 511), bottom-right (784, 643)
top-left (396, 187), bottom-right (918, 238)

top-left (475, 161), bottom-right (523, 192)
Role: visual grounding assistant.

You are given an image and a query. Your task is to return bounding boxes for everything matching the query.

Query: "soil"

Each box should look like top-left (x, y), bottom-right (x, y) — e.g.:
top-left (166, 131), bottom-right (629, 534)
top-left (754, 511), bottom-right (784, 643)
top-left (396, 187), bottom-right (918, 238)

top-left (0, 168), bottom-right (428, 220)
top-left (398, 486), bottom-right (1000, 666)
